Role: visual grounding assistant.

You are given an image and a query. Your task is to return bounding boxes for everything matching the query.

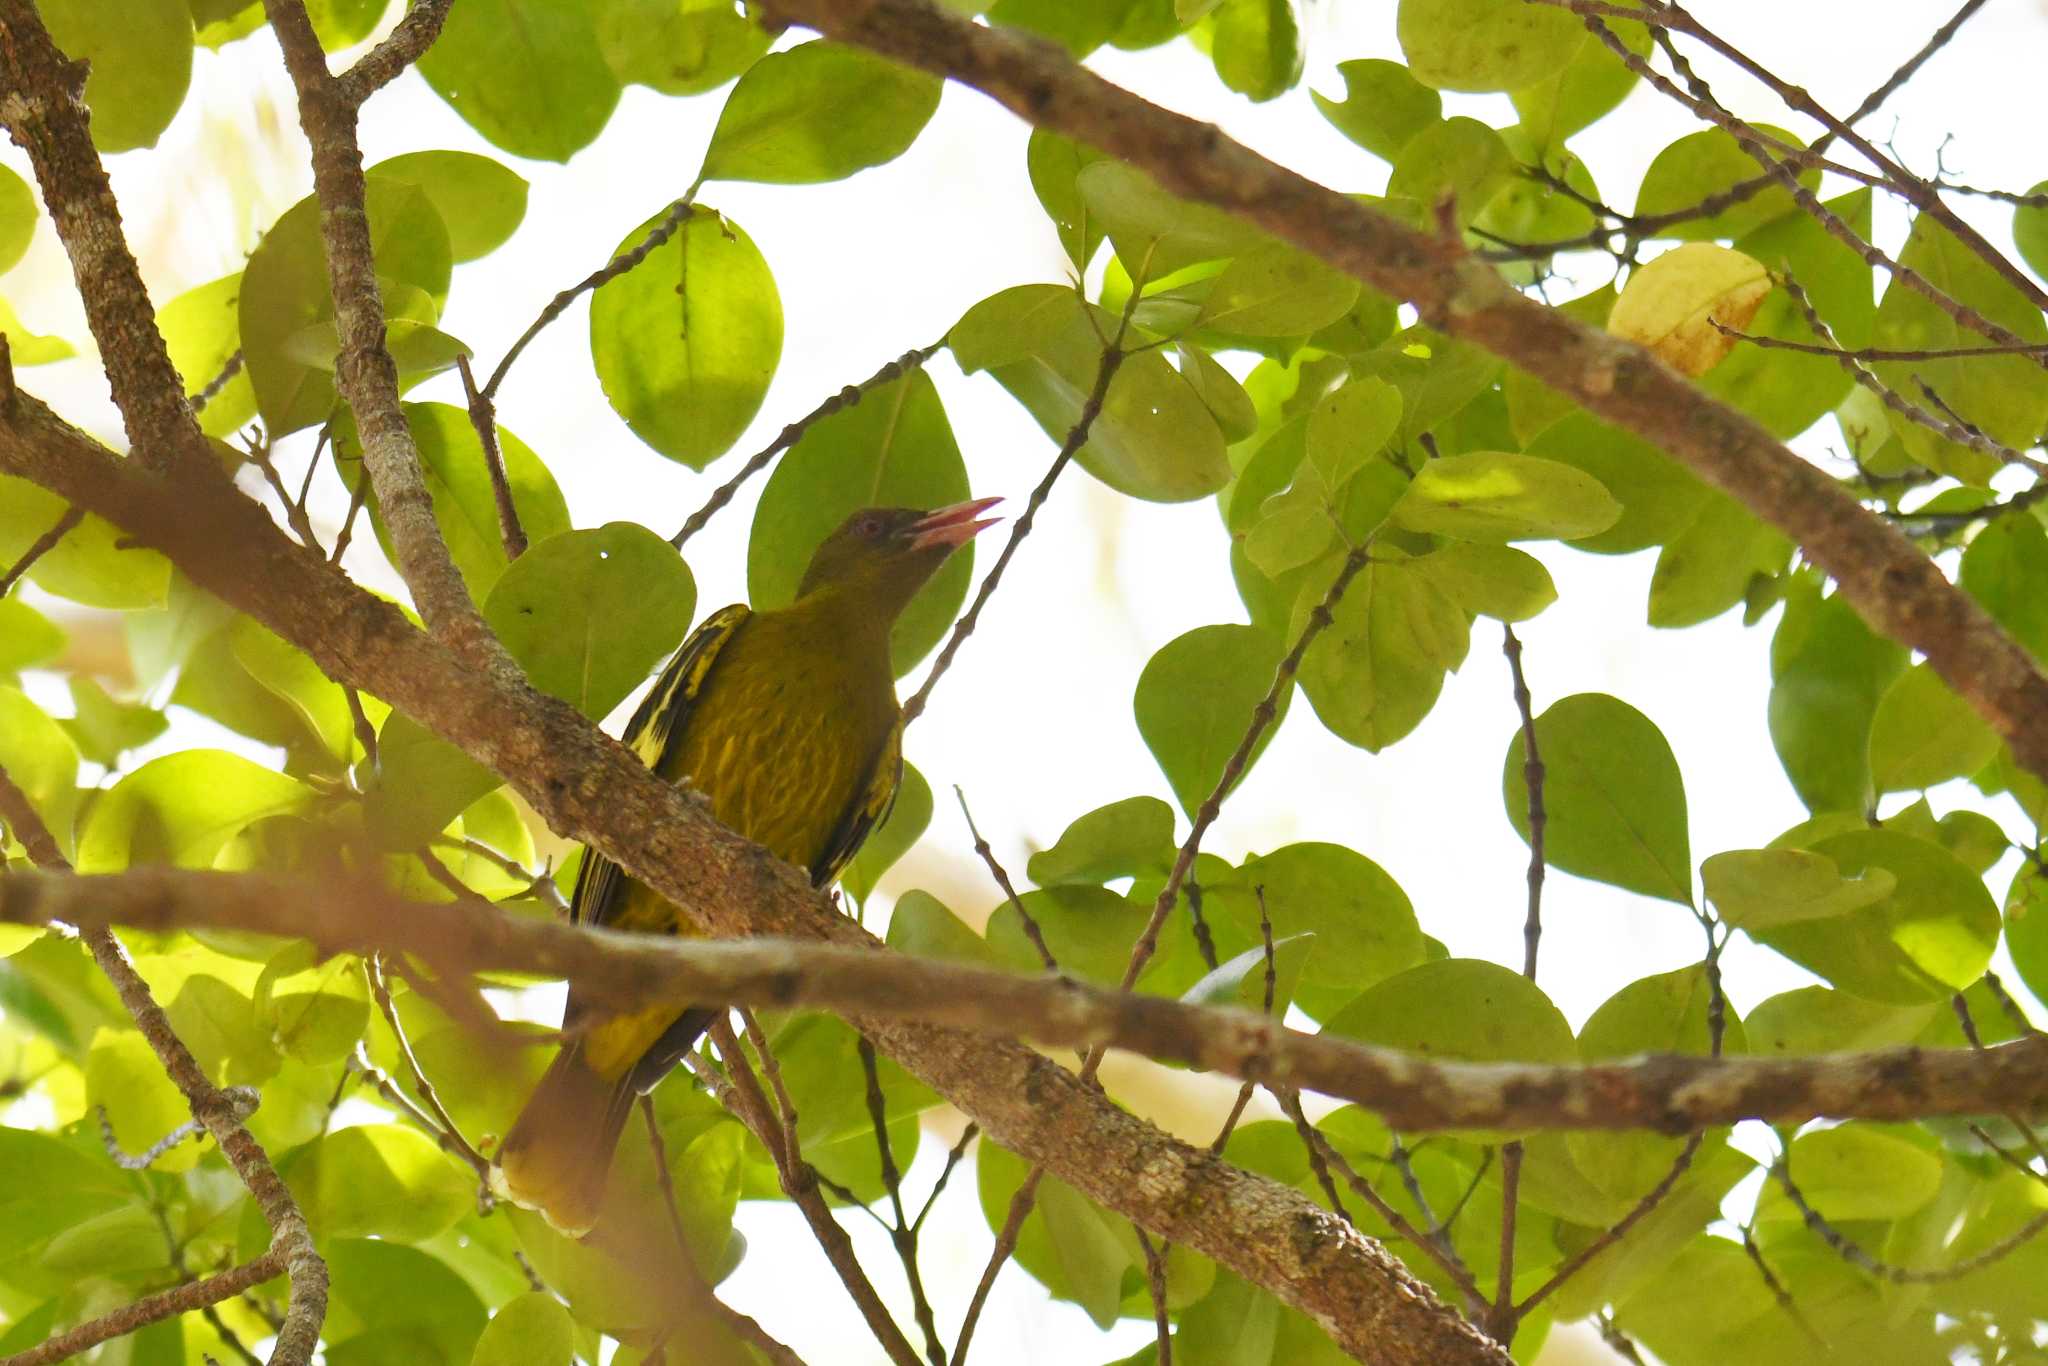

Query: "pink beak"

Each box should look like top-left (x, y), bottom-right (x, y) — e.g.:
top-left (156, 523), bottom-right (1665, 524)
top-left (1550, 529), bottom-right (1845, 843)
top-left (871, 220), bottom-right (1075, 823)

top-left (908, 496), bottom-right (1003, 551)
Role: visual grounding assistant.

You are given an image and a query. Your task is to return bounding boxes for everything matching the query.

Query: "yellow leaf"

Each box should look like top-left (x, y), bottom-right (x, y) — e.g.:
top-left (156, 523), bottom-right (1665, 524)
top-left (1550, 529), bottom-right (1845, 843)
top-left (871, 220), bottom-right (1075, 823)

top-left (1608, 243), bottom-right (1771, 377)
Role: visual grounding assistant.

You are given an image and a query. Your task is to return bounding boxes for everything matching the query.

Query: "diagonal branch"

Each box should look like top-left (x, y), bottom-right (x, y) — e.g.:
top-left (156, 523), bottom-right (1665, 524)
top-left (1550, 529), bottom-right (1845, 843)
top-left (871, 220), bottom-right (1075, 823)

top-left (754, 0), bottom-right (2048, 790)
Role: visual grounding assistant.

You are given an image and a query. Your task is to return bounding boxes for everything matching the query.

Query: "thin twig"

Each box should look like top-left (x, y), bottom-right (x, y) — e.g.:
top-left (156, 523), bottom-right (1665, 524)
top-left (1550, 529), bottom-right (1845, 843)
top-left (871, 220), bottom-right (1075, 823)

top-left (485, 194), bottom-right (700, 400)
top-left (912, 1122), bottom-right (977, 1236)
top-left (956, 787), bottom-right (1057, 971)
top-left (671, 341), bottom-right (945, 548)
top-left (188, 349), bottom-right (244, 413)
top-left (0, 505), bottom-right (83, 597)
top-left (455, 354), bottom-right (526, 560)
top-left (98, 1087), bottom-right (259, 1169)
top-left (903, 277), bottom-right (1147, 724)
top-left (338, 0), bottom-right (455, 102)
top-left (364, 954), bottom-right (492, 1181)
top-left (1771, 1156), bottom-right (2048, 1282)
top-left (1740, 1223), bottom-right (1828, 1350)
top-left (0, 1250), bottom-right (287, 1366)
top-left (858, 1038), bottom-right (945, 1366)
top-left (1135, 1227), bottom-right (1174, 1366)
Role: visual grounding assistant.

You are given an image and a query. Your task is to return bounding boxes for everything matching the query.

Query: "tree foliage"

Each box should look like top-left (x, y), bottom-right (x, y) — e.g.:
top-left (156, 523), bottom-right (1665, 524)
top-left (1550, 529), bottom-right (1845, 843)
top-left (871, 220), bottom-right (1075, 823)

top-left (2, 1), bottom-right (2048, 1364)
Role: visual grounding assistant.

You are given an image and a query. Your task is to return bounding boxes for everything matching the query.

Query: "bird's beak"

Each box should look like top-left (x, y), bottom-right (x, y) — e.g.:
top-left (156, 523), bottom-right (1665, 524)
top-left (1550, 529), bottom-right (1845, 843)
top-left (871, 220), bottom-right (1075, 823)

top-left (908, 496), bottom-right (1003, 551)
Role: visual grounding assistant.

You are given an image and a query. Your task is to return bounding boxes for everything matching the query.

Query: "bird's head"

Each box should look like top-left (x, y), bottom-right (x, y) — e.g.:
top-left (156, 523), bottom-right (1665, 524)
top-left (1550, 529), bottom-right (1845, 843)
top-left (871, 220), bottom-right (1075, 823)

top-left (796, 497), bottom-right (1002, 616)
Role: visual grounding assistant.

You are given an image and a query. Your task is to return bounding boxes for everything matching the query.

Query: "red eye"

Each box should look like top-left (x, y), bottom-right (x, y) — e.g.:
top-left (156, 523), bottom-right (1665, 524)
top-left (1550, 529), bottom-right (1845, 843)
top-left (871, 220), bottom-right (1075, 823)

top-left (855, 512), bottom-right (886, 538)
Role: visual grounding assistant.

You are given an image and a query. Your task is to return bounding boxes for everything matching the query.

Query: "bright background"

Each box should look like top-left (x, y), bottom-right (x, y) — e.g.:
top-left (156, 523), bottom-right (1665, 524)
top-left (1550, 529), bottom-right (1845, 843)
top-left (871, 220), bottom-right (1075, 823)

top-left (11, 1), bottom-right (2048, 1360)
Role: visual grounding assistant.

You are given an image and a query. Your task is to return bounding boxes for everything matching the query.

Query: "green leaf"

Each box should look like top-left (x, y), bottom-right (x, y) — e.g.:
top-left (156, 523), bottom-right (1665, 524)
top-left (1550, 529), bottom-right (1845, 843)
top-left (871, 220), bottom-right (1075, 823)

top-left (977, 1140), bottom-right (1139, 1328)
top-left (0, 686), bottom-right (79, 859)
top-left (285, 1126), bottom-right (473, 1244)
top-left (231, 615), bottom-right (371, 766)
top-left (362, 714), bottom-right (498, 851)
top-left (1195, 242), bottom-right (1360, 337)
top-left (1296, 554), bottom-right (1469, 752)
top-left (885, 889), bottom-right (997, 967)
top-left (1761, 1126), bottom-right (1943, 1224)
top-left (1181, 932), bottom-right (1312, 1011)
top-left (1393, 450), bottom-right (1621, 542)
top-left (417, 0), bottom-right (620, 162)
top-left (1526, 414), bottom-right (1711, 555)
top-left (1748, 986), bottom-right (1937, 1060)
top-left (2015, 179), bottom-right (2048, 282)
top-left (1701, 849), bottom-right (1896, 931)
top-left (842, 760), bottom-right (931, 903)
top-left (1396, 0), bottom-right (1586, 92)
top-left (1510, 14), bottom-right (1649, 147)
top-left (1027, 796), bottom-right (1176, 886)
top-left (0, 598), bottom-right (64, 671)
top-left (40, 0), bottom-right (192, 152)
top-left (1635, 124), bottom-right (1819, 241)
top-left (1026, 129), bottom-right (1107, 270)
top-left (0, 475), bottom-right (170, 608)
top-left (1872, 213), bottom-right (2048, 485)
top-left (1386, 118), bottom-right (1512, 224)
top-left (483, 524), bottom-right (695, 719)
top-left (747, 370), bottom-right (972, 676)
top-left (323, 1237), bottom-right (487, 1366)
top-left (368, 152), bottom-right (529, 263)
top-left (1503, 692), bottom-right (1692, 904)
top-left (986, 884), bottom-right (1149, 986)
top-left (255, 942), bottom-right (370, 1064)
top-left (1074, 161), bottom-right (1262, 277)
top-left (76, 750), bottom-right (313, 873)
top-left (0, 295), bottom-right (74, 366)
top-left (702, 41), bottom-right (940, 184)
top-left (589, 205), bottom-right (782, 469)
top-left (1178, 343), bottom-right (1258, 441)
top-left (471, 1292), bottom-right (575, 1366)
top-left (595, 0), bottom-right (771, 97)
top-left (305, 0), bottom-right (394, 49)
top-left (1135, 623), bottom-right (1289, 818)
top-left (337, 402), bottom-right (570, 603)
top-left (40, 1202), bottom-right (169, 1276)
top-left (0, 1126), bottom-right (133, 1295)
top-left (1202, 0), bottom-right (1302, 102)
top-left (1753, 828), bottom-right (1999, 1004)
top-left (951, 285), bottom-right (1230, 502)
top-left (1962, 513), bottom-right (2048, 662)
top-left (242, 178), bottom-right (454, 437)
top-left (1413, 542), bottom-right (1556, 622)
top-left (1312, 59), bottom-right (1440, 162)
top-left (61, 677), bottom-right (167, 768)
top-left (159, 272), bottom-right (257, 437)
top-left (1867, 662), bottom-right (2000, 793)
top-left (1648, 491), bottom-right (1790, 628)
top-left (1349, 325), bottom-right (1503, 446)
top-left (1307, 377), bottom-right (1402, 489)
top-left (0, 164), bottom-right (36, 274)
top-left (1768, 577), bottom-right (1906, 813)
top-left (1205, 842), bottom-right (1424, 1018)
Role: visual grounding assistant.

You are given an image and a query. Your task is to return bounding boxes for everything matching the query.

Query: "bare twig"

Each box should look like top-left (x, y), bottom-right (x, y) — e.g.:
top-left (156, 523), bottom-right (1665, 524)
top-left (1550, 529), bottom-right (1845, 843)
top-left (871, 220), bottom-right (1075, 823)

top-left (338, 0), bottom-right (455, 102)
top-left (455, 354), bottom-right (526, 560)
top-left (1770, 1155), bottom-right (2048, 1282)
top-left (956, 787), bottom-right (1057, 971)
top-left (189, 349), bottom-right (245, 413)
top-left (671, 342), bottom-right (945, 548)
top-left (98, 1087), bottom-right (259, 1169)
top-left (364, 954), bottom-right (492, 1180)
top-left (858, 1038), bottom-right (945, 1366)
top-left (485, 195), bottom-right (700, 400)
top-left (0, 1249), bottom-right (287, 1366)
top-left (1135, 1227), bottom-right (1174, 1366)
top-left (0, 505), bottom-right (83, 597)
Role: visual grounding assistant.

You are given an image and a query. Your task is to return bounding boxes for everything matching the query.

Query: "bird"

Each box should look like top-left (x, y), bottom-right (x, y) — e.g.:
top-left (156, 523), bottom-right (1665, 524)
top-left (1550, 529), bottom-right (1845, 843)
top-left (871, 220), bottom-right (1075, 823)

top-left (488, 498), bottom-right (1000, 1237)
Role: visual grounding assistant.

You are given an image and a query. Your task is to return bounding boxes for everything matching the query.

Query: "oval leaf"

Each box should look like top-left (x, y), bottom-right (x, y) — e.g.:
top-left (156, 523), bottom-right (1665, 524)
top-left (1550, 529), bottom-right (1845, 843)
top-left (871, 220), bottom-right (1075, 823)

top-left (1135, 624), bottom-right (1289, 818)
top-left (701, 41), bottom-right (940, 184)
top-left (590, 205), bottom-right (782, 469)
top-left (1394, 450), bottom-right (1622, 542)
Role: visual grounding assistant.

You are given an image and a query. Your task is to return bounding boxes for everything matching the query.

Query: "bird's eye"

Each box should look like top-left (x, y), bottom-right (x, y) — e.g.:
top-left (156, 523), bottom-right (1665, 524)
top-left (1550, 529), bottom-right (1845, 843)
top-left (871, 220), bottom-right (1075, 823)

top-left (855, 512), bottom-right (886, 539)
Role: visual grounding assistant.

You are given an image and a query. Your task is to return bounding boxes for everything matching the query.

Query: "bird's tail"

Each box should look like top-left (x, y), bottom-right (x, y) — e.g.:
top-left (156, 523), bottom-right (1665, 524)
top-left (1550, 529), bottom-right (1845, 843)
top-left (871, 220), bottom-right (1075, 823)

top-left (491, 1037), bottom-right (636, 1238)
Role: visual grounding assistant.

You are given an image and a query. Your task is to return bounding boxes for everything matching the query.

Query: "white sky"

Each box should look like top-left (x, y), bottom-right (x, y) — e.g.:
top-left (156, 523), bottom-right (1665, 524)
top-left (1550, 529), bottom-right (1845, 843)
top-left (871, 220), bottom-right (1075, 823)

top-left (11, 2), bottom-right (2048, 1362)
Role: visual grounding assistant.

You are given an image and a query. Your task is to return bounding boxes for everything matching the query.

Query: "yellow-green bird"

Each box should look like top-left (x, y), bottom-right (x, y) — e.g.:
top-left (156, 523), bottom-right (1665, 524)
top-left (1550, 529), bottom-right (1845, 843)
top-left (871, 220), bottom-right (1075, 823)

top-left (491, 498), bottom-right (1000, 1236)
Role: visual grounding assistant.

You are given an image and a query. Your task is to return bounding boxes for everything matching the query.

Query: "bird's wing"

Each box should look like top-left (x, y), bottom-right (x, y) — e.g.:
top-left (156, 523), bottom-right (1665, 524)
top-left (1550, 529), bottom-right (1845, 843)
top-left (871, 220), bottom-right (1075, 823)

top-left (569, 603), bottom-right (752, 932)
top-left (808, 711), bottom-right (905, 888)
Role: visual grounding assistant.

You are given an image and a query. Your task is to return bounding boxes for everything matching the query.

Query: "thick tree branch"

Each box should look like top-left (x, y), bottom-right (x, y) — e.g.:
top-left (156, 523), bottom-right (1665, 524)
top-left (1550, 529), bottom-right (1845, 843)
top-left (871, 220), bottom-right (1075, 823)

top-left (9, 865), bottom-right (2048, 1136)
top-left (758, 0), bottom-right (2048, 788)
top-left (0, 402), bottom-right (1488, 1366)
top-left (262, 0), bottom-right (517, 675)
top-left (0, 2), bottom-right (217, 478)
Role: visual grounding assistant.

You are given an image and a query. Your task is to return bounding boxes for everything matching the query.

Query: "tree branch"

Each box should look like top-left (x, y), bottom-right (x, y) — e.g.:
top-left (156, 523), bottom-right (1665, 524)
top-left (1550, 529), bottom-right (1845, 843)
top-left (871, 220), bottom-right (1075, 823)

top-left (0, 1249), bottom-right (287, 1366)
top-left (756, 0), bottom-right (2048, 788)
top-left (10, 866), bottom-right (2048, 1136)
top-left (262, 0), bottom-right (518, 675)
